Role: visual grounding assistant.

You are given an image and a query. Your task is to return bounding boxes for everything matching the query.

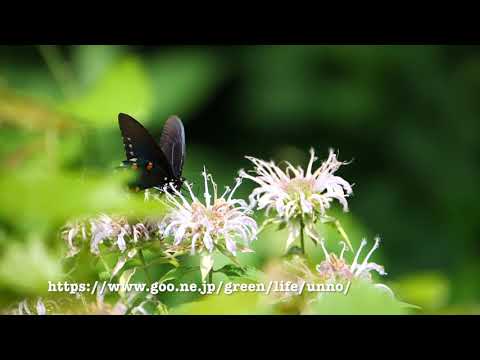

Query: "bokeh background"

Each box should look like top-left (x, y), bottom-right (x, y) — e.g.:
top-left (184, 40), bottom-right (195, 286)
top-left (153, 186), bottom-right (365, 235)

top-left (0, 45), bottom-right (479, 314)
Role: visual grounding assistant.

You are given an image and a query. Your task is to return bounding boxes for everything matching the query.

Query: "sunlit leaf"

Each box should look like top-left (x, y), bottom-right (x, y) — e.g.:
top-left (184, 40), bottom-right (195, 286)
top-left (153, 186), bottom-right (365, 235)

top-left (304, 280), bottom-right (410, 315)
top-left (391, 272), bottom-right (450, 311)
top-left (171, 292), bottom-right (272, 315)
top-left (0, 170), bottom-right (166, 230)
top-left (200, 253), bottom-right (214, 282)
top-left (119, 268), bottom-right (136, 299)
top-left (215, 264), bottom-right (263, 282)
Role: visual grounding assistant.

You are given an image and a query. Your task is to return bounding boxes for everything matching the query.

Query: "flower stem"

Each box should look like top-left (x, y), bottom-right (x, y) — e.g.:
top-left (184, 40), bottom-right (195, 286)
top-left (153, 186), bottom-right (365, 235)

top-left (300, 217), bottom-right (306, 255)
top-left (99, 254), bottom-right (111, 273)
top-left (138, 249), bottom-right (153, 286)
top-left (208, 269), bottom-right (213, 284)
top-left (257, 218), bottom-right (276, 235)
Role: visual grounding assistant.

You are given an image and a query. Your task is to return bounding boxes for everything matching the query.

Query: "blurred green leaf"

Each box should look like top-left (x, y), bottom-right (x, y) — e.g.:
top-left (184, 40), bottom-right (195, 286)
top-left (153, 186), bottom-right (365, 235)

top-left (171, 292), bottom-right (272, 315)
top-left (391, 273), bottom-right (450, 311)
top-left (0, 237), bottom-right (63, 295)
top-left (119, 268), bottom-right (136, 298)
top-left (0, 170), bottom-right (166, 230)
top-left (200, 253), bottom-right (214, 282)
top-left (215, 264), bottom-right (263, 282)
top-left (305, 281), bottom-right (410, 315)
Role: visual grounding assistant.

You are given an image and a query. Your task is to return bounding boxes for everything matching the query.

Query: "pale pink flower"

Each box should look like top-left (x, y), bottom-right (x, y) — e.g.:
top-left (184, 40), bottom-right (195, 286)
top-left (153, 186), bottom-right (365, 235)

top-left (161, 168), bottom-right (257, 256)
top-left (240, 148), bottom-right (352, 249)
top-left (316, 237), bottom-right (394, 297)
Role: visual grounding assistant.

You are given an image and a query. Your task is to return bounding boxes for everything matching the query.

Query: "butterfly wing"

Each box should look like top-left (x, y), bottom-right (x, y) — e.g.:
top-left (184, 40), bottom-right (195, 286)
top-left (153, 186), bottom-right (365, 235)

top-left (118, 113), bottom-right (174, 189)
top-left (159, 116), bottom-right (186, 179)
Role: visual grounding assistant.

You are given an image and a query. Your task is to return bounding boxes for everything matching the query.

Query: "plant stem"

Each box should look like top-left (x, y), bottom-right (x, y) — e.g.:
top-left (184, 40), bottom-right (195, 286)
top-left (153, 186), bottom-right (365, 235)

top-left (300, 217), bottom-right (306, 255)
top-left (138, 249), bottom-right (153, 286)
top-left (208, 269), bottom-right (213, 284)
top-left (99, 254), bottom-right (111, 273)
top-left (257, 218), bottom-right (276, 235)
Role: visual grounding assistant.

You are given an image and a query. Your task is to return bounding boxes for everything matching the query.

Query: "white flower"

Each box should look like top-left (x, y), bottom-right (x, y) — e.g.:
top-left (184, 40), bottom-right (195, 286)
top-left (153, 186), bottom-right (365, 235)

top-left (316, 237), bottom-right (394, 297)
top-left (11, 298), bottom-right (57, 315)
top-left (62, 215), bottom-right (157, 257)
top-left (63, 219), bottom-right (88, 257)
top-left (239, 148), bottom-right (353, 249)
top-left (161, 168), bottom-right (257, 256)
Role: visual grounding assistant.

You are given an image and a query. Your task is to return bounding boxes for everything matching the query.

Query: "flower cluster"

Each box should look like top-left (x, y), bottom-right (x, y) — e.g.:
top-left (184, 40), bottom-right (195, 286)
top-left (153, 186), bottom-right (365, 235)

top-left (62, 214), bottom-right (158, 257)
top-left (262, 237), bottom-right (394, 309)
top-left (7, 298), bottom-right (54, 315)
top-left (41, 146), bottom-right (403, 315)
top-left (161, 168), bottom-right (257, 256)
top-left (316, 237), bottom-right (393, 296)
top-left (240, 148), bottom-right (352, 250)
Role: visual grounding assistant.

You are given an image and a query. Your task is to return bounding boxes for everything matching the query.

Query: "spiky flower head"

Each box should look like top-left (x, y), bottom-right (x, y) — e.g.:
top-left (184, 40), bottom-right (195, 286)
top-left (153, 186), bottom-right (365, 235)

top-left (161, 168), bottom-right (257, 256)
top-left (316, 237), bottom-right (393, 296)
top-left (8, 298), bottom-right (57, 315)
top-left (62, 214), bottom-right (158, 257)
top-left (239, 148), bottom-right (353, 250)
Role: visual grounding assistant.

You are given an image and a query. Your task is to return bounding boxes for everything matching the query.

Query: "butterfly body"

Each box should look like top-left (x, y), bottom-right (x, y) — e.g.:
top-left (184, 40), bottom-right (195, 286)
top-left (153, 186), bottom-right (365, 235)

top-left (118, 113), bottom-right (186, 192)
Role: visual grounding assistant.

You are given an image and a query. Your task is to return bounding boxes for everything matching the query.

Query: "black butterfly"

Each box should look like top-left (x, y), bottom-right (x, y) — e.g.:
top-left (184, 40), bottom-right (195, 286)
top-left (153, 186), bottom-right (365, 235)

top-left (118, 113), bottom-right (186, 191)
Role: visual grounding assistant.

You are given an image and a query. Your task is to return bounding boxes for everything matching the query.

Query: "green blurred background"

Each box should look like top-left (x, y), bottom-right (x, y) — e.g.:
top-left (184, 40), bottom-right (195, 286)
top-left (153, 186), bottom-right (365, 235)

top-left (0, 45), bottom-right (479, 314)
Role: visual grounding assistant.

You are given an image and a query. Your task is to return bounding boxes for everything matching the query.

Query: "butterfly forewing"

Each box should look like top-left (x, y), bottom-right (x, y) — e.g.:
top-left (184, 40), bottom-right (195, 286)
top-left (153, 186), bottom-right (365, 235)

top-left (118, 113), bottom-right (174, 189)
top-left (159, 116), bottom-right (186, 178)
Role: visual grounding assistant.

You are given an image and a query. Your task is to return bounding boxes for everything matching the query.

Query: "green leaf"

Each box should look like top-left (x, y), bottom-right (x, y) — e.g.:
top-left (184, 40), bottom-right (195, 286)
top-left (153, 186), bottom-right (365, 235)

top-left (99, 271), bottom-right (110, 281)
top-left (0, 237), bottom-right (63, 295)
top-left (200, 253), bottom-right (214, 282)
top-left (0, 170), bottom-right (167, 230)
top-left (118, 268), bottom-right (136, 298)
top-left (392, 272), bottom-right (450, 311)
top-left (216, 243), bottom-right (242, 267)
top-left (215, 264), bottom-right (263, 282)
top-left (277, 222), bottom-right (287, 231)
top-left (157, 267), bottom-right (179, 284)
top-left (285, 245), bottom-right (303, 257)
top-left (170, 292), bottom-right (272, 315)
top-left (304, 280), bottom-right (410, 315)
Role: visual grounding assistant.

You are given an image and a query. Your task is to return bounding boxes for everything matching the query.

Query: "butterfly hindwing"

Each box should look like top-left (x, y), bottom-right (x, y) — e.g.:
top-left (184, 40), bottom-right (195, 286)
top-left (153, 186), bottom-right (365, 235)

top-left (159, 116), bottom-right (186, 179)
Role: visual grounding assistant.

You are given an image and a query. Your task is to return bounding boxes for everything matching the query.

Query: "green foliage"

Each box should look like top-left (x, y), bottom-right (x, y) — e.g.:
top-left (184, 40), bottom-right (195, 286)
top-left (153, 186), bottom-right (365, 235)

top-left (305, 281), bottom-right (411, 315)
top-left (171, 292), bottom-right (272, 315)
top-left (392, 273), bottom-right (450, 312)
top-left (0, 45), bottom-right (478, 314)
top-left (0, 238), bottom-right (62, 295)
top-left (215, 264), bottom-right (263, 283)
top-left (0, 170), bottom-right (166, 228)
